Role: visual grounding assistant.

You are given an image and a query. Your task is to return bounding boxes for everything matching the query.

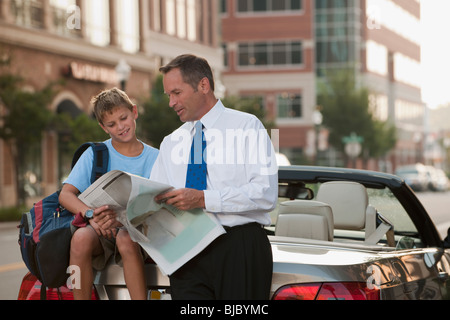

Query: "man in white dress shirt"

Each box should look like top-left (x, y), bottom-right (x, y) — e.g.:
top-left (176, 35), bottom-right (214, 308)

top-left (150, 54), bottom-right (278, 299)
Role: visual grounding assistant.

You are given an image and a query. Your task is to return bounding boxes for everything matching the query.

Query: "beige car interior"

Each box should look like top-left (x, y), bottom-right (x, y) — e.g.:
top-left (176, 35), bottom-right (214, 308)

top-left (275, 181), bottom-right (395, 247)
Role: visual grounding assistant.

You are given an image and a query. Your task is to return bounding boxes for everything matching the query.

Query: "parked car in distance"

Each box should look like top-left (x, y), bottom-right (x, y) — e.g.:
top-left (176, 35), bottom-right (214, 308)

top-left (426, 166), bottom-right (449, 192)
top-left (435, 168), bottom-right (450, 192)
top-left (275, 152), bottom-right (291, 166)
top-left (395, 163), bottom-right (429, 191)
top-left (18, 166), bottom-right (450, 300)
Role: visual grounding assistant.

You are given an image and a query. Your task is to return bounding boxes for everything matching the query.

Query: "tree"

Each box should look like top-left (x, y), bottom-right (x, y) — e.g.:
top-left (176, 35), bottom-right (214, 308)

top-left (0, 74), bottom-right (56, 205)
top-left (137, 75), bottom-right (181, 148)
top-left (53, 112), bottom-right (108, 181)
top-left (317, 69), bottom-right (396, 166)
top-left (221, 95), bottom-right (275, 132)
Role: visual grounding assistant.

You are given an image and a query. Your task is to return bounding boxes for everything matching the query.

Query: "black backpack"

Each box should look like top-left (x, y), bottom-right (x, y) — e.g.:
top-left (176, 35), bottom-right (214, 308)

top-left (18, 142), bottom-right (109, 294)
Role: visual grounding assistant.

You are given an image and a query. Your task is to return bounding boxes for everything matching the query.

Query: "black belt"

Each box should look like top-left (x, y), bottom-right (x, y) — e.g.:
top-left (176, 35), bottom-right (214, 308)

top-left (223, 222), bottom-right (262, 231)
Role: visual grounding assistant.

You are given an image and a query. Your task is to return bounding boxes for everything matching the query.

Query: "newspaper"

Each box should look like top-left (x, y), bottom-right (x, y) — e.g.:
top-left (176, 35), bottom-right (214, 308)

top-left (78, 170), bottom-right (225, 275)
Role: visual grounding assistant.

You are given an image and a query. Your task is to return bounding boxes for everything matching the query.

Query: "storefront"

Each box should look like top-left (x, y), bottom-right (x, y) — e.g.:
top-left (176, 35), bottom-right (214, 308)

top-left (0, 42), bottom-right (153, 206)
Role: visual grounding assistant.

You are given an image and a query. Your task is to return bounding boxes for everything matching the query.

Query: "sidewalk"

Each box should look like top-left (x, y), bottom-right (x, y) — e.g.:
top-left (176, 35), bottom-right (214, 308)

top-left (0, 221), bottom-right (20, 230)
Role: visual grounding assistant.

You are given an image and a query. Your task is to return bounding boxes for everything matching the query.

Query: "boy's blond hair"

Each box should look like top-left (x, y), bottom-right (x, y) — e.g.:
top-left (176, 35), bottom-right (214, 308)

top-left (91, 88), bottom-right (134, 124)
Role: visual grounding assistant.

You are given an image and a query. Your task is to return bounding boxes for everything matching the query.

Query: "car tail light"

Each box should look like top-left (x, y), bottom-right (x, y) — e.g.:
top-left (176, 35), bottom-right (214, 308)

top-left (272, 283), bottom-right (321, 300)
top-left (18, 272), bottom-right (98, 300)
top-left (273, 282), bottom-right (380, 300)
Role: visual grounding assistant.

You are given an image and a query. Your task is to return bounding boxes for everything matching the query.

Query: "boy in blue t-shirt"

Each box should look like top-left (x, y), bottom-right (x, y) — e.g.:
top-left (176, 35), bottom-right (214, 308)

top-left (59, 88), bottom-right (159, 300)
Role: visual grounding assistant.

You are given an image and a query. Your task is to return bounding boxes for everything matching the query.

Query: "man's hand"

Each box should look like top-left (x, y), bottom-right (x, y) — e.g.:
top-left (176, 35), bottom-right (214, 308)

top-left (155, 188), bottom-right (205, 211)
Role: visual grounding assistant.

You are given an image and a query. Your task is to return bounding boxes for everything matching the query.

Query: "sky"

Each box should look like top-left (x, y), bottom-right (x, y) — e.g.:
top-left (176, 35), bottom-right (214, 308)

top-left (421, 0), bottom-right (450, 109)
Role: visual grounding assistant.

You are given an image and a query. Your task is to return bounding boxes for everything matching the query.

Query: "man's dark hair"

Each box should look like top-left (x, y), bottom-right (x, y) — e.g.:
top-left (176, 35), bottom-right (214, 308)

top-left (159, 54), bottom-right (215, 91)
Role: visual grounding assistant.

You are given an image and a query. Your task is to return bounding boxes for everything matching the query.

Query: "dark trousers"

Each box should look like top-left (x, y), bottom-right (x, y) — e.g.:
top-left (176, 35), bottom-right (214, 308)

top-left (169, 223), bottom-right (273, 300)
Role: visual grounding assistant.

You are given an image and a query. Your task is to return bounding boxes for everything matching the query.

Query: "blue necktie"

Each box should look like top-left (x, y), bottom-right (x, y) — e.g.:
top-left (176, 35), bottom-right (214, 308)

top-left (185, 121), bottom-right (207, 190)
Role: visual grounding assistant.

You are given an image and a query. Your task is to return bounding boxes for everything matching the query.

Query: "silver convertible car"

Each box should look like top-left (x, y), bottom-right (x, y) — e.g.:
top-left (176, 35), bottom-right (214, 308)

top-left (19, 165), bottom-right (450, 300)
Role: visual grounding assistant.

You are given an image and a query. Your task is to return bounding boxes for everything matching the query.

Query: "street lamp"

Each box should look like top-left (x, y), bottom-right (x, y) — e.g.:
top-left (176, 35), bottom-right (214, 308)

top-left (313, 109), bottom-right (323, 165)
top-left (115, 59), bottom-right (131, 91)
top-left (313, 109), bottom-right (323, 126)
top-left (342, 132), bottom-right (363, 168)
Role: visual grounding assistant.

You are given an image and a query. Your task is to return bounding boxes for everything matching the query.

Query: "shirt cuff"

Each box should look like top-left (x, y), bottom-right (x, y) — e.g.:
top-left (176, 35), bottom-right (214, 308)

top-left (204, 189), bottom-right (221, 213)
top-left (72, 212), bottom-right (87, 228)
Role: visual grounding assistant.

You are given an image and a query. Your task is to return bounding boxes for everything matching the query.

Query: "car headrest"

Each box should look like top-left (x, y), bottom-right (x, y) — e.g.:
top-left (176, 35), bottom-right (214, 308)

top-left (277, 200), bottom-right (334, 241)
top-left (316, 181), bottom-right (368, 230)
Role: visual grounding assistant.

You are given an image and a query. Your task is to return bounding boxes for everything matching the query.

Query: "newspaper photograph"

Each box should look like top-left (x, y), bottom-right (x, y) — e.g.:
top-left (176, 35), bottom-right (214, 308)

top-left (78, 170), bottom-right (225, 275)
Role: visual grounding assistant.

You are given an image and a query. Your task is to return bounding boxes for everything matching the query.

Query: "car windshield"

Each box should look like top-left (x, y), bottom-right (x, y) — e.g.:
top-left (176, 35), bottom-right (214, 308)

top-left (365, 187), bottom-right (418, 234)
top-left (396, 169), bottom-right (419, 175)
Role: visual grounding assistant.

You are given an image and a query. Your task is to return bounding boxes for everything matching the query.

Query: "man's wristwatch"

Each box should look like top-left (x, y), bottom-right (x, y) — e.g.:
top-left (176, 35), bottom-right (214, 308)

top-left (84, 209), bottom-right (94, 221)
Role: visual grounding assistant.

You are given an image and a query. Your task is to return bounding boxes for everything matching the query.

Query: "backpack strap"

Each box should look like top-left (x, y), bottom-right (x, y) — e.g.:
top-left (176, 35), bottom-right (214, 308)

top-left (90, 142), bottom-right (109, 183)
top-left (71, 142), bottom-right (109, 184)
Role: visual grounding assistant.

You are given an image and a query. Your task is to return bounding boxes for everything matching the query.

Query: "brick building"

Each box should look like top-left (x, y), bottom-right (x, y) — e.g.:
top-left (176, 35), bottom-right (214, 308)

top-left (220, 0), bottom-right (424, 170)
top-left (221, 0), bottom-right (315, 164)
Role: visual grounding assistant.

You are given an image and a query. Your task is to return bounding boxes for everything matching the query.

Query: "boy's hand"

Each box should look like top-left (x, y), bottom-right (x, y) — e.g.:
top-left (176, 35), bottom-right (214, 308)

top-left (90, 205), bottom-right (122, 238)
top-left (89, 219), bottom-right (117, 239)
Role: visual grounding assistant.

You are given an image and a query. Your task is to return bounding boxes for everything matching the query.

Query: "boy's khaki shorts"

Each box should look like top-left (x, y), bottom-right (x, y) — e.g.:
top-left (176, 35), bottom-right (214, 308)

top-left (72, 225), bottom-right (146, 271)
top-left (92, 231), bottom-right (116, 270)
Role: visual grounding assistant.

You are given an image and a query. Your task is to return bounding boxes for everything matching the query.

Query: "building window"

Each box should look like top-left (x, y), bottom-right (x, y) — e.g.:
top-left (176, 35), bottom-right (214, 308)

top-left (220, 0), bottom-right (227, 13)
top-left (176, 0), bottom-right (186, 38)
top-left (316, 40), bottom-right (356, 63)
top-left (238, 41), bottom-right (302, 67)
top-left (315, 0), bottom-right (353, 9)
top-left (186, 0), bottom-right (196, 41)
top-left (11, 0), bottom-right (44, 29)
top-left (222, 44), bottom-right (228, 68)
top-left (393, 52), bottom-right (421, 88)
top-left (369, 94), bottom-right (389, 122)
top-left (164, 0), bottom-right (197, 41)
top-left (237, 0), bottom-right (302, 13)
top-left (51, 0), bottom-right (79, 37)
top-left (116, 0), bottom-right (140, 53)
top-left (166, 0), bottom-right (176, 35)
top-left (84, 0), bottom-right (110, 47)
top-left (366, 40), bottom-right (388, 76)
top-left (315, 0), bottom-right (360, 75)
top-left (277, 93), bottom-right (302, 118)
top-left (253, 0), bottom-right (267, 12)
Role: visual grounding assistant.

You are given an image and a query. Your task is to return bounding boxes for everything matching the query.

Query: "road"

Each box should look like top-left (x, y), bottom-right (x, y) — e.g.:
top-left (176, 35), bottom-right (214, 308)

top-left (416, 190), bottom-right (450, 239)
top-left (0, 221), bottom-right (25, 300)
top-left (1, 191), bottom-right (450, 300)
